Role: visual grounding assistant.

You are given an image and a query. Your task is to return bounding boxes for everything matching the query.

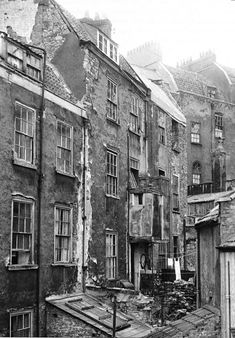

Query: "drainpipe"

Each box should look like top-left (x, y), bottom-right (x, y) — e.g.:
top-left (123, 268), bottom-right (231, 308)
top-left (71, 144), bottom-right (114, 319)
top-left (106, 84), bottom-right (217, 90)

top-left (127, 133), bottom-right (130, 280)
top-left (82, 119), bottom-right (88, 293)
top-left (26, 45), bottom-right (46, 337)
top-left (183, 217), bottom-right (186, 270)
top-left (228, 261), bottom-right (231, 338)
top-left (196, 229), bottom-right (201, 308)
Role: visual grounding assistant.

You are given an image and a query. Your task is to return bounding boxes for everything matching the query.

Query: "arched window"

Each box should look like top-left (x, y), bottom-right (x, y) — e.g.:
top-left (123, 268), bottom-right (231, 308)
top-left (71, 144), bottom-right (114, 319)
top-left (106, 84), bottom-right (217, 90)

top-left (192, 161), bottom-right (201, 185)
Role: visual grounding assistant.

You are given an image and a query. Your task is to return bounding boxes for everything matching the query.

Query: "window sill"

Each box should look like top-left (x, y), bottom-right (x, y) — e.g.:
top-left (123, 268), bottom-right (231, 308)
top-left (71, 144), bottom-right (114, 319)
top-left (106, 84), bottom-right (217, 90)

top-left (51, 263), bottom-right (77, 267)
top-left (55, 169), bottom-right (75, 178)
top-left (7, 264), bottom-right (38, 271)
top-left (106, 117), bottom-right (120, 126)
top-left (13, 158), bottom-right (37, 170)
top-left (172, 209), bottom-right (180, 214)
top-left (129, 128), bottom-right (141, 137)
top-left (191, 142), bottom-right (202, 146)
top-left (105, 194), bottom-right (120, 200)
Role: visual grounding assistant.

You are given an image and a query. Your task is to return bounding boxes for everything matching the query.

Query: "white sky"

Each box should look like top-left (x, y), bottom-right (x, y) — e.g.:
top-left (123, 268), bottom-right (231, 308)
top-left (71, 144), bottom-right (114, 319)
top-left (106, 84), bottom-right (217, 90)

top-left (56, 0), bottom-right (235, 68)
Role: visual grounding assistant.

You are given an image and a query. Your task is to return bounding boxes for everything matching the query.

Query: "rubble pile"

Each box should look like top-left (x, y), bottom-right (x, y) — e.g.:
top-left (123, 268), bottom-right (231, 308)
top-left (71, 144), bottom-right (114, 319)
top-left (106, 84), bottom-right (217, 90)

top-left (153, 280), bottom-right (196, 324)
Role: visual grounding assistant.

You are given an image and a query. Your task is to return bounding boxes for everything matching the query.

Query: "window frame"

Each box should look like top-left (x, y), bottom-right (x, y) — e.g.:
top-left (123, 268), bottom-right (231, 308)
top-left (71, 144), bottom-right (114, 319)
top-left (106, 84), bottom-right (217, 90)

top-left (56, 120), bottom-right (73, 176)
top-left (172, 174), bottom-right (179, 211)
top-left (215, 113), bottom-right (223, 139)
top-left (191, 122), bottom-right (201, 144)
top-left (129, 157), bottom-right (139, 188)
top-left (105, 230), bottom-right (118, 280)
top-left (107, 78), bottom-right (118, 122)
top-left (14, 102), bottom-right (36, 166)
top-left (97, 31), bottom-right (118, 63)
top-left (130, 97), bottom-right (139, 134)
top-left (159, 125), bottom-right (165, 145)
top-left (10, 310), bottom-right (33, 337)
top-left (11, 196), bottom-right (35, 266)
top-left (54, 205), bottom-right (72, 264)
top-left (192, 161), bottom-right (201, 185)
top-left (106, 149), bottom-right (118, 198)
top-left (6, 39), bottom-right (42, 81)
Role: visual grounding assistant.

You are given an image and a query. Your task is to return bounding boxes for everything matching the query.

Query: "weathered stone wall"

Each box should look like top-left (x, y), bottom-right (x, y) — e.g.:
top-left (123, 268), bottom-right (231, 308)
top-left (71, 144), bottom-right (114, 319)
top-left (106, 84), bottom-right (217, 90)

top-left (0, 71), bottom-right (85, 335)
top-left (220, 197), bottom-right (235, 243)
top-left (46, 303), bottom-right (108, 337)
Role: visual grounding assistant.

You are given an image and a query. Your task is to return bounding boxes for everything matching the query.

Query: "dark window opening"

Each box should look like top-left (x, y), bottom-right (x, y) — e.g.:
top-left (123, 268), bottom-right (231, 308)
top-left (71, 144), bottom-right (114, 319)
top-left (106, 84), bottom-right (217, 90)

top-left (173, 236), bottom-right (179, 258)
top-left (159, 169), bottom-right (165, 176)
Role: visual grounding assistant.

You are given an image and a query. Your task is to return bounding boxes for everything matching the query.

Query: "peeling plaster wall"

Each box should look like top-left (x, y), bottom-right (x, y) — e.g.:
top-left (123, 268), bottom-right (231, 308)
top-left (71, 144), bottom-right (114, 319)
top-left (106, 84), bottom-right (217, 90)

top-left (0, 0), bottom-right (39, 42)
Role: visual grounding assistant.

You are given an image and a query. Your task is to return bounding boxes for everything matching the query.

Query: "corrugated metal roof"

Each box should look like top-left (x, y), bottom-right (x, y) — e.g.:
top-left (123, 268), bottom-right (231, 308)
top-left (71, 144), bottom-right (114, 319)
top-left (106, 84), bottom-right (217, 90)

top-left (148, 305), bottom-right (220, 338)
top-left (46, 293), bottom-right (154, 337)
top-left (132, 66), bottom-right (186, 126)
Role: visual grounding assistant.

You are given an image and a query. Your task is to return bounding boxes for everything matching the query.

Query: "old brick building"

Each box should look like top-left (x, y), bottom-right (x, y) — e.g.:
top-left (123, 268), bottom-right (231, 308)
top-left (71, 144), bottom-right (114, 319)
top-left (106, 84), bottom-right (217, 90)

top-left (0, 1), bottom-right (189, 336)
top-left (0, 31), bottom-right (86, 336)
top-left (127, 43), bottom-right (235, 270)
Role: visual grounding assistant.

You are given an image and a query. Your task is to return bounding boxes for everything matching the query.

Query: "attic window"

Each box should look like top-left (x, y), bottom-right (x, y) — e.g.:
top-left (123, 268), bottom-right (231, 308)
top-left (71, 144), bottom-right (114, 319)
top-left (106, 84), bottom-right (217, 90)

top-left (207, 87), bottom-right (216, 99)
top-left (5, 39), bottom-right (42, 81)
top-left (97, 31), bottom-right (118, 64)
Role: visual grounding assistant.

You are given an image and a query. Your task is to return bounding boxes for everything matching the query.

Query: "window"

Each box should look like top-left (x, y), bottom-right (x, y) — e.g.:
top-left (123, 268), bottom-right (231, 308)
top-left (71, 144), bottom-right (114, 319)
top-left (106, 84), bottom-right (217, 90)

top-left (159, 126), bottom-right (165, 145)
top-left (106, 231), bottom-right (118, 279)
top-left (129, 157), bottom-right (139, 188)
top-left (157, 241), bottom-right (169, 269)
top-left (11, 199), bottom-right (34, 265)
top-left (97, 32), bottom-right (118, 63)
top-left (54, 206), bottom-right (72, 263)
top-left (56, 121), bottom-right (73, 175)
top-left (158, 110), bottom-right (166, 145)
top-left (159, 169), bottom-right (165, 176)
top-left (6, 40), bottom-right (42, 80)
top-left (7, 42), bottom-right (23, 71)
top-left (207, 86), bottom-right (216, 99)
top-left (107, 79), bottom-right (117, 121)
top-left (26, 53), bottom-right (41, 80)
top-left (173, 236), bottom-right (179, 258)
top-left (192, 161), bottom-right (201, 185)
top-left (10, 311), bottom-right (32, 337)
top-left (191, 122), bottom-right (201, 143)
top-left (14, 102), bottom-right (35, 164)
top-left (106, 150), bottom-right (118, 197)
top-left (215, 113), bottom-right (223, 138)
top-left (172, 175), bottom-right (179, 211)
top-left (130, 97), bottom-right (139, 133)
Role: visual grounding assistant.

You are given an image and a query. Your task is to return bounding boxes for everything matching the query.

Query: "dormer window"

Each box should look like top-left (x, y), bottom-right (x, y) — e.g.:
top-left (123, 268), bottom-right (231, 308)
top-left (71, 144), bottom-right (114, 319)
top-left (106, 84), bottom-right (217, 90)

top-left (207, 86), bottom-right (216, 99)
top-left (0, 35), bottom-right (42, 81)
top-left (97, 31), bottom-right (118, 63)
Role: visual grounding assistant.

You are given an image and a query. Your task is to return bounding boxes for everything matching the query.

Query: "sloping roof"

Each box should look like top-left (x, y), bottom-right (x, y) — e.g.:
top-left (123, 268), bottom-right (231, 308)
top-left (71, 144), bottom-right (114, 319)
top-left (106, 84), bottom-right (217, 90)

top-left (132, 66), bottom-right (186, 126)
top-left (46, 293), bottom-right (154, 337)
top-left (219, 234), bottom-right (235, 250)
top-left (220, 65), bottom-right (235, 84)
top-left (45, 64), bottom-right (78, 104)
top-left (54, 3), bottom-right (92, 42)
top-left (148, 305), bottom-right (220, 338)
top-left (195, 205), bottom-right (219, 227)
top-left (166, 66), bottom-right (214, 96)
top-left (187, 190), bottom-right (233, 204)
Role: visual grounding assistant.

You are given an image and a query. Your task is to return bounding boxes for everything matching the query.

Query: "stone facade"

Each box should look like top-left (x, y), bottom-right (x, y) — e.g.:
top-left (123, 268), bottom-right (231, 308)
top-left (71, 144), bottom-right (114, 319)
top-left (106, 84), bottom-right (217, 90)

top-left (0, 33), bottom-right (86, 336)
top-left (0, 2), bottom-right (189, 336)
